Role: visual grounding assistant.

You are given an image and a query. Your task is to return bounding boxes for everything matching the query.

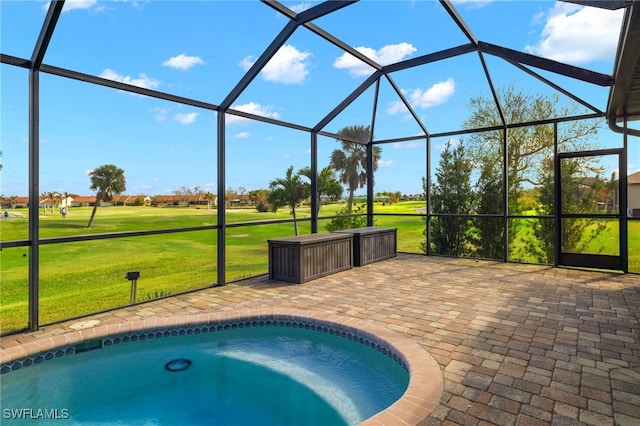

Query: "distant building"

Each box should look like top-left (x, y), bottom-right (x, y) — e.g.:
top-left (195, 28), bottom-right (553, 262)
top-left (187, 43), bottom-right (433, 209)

top-left (629, 171), bottom-right (640, 217)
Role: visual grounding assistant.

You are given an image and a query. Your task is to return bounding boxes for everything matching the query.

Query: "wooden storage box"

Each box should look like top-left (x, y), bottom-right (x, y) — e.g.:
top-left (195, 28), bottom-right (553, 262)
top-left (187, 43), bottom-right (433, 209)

top-left (268, 233), bottom-right (353, 284)
top-left (332, 227), bottom-right (397, 266)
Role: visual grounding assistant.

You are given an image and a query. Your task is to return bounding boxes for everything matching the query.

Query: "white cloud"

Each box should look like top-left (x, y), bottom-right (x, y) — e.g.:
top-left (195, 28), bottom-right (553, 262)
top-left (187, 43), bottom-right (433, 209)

top-left (235, 131), bottom-right (251, 139)
top-left (239, 56), bottom-right (255, 71)
top-left (227, 102), bottom-right (281, 125)
top-left (392, 141), bottom-right (425, 149)
top-left (99, 69), bottom-right (160, 90)
top-left (162, 53), bottom-right (204, 70)
top-left (153, 107), bottom-right (171, 122)
top-left (451, 0), bottom-right (495, 9)
top-left (44, 0), bottom-right (101, 12)
top-left (378, 160), bottom-right (395, 167)
top-left (173, 112), bottom-right (198, 124)
top-left (334, 42), bottom-right (417, 77)
top-left (387, 100), bottom-right (408, 116)
top-left (241, 45), bottom-right (312, 84)
top-left (387, 78), bottom-right (456, 115)
top-left (434, 138), bottom-right (461, 152)
top-left (64, 0), bottom-right (98, 11)
top-left (288, 2), bottom-right (314, 13)
top-left (524, 3), bottom-right (624, 64)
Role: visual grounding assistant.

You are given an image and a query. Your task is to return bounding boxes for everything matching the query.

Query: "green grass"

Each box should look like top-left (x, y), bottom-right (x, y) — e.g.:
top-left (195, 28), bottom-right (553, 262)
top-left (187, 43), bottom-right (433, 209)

top-left (1, 202), bottom-right (638, 333)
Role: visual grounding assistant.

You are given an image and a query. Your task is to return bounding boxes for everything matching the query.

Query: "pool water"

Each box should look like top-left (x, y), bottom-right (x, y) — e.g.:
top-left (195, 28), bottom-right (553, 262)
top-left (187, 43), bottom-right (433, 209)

top-left (1, 326), bottom-right (409, 425)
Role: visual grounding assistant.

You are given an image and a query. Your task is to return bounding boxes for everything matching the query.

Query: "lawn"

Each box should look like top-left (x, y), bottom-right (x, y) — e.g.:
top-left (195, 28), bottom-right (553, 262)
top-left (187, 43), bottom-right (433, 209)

top-left (1, 202), bottom-right (637, 333)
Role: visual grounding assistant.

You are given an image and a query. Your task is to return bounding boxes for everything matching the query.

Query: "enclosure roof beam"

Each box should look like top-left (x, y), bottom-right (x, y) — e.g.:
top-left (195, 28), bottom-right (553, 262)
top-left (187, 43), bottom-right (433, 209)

top-left (439, 0), bottom-right (478, 46)
top-left (385, 74), bottom-right (429, 136)
top-left (508, 60), bottom-right (603, 114)
top-left (608, 2), bottom-right (640, 120)
top-left (304, 22), bottom-right (383, 73)
top-left (1, 53), bottom-right (30, 68)
top-left (383, 44), bottom-right (476, 74)
top-left (31, 0), bottom-right (64, 70)
top-left (219, 19), bottom-right (298, 111)
top-left (561, 0), bottom-right (633, 10)
top-left (40, 64), bottom-right (220, 111)
top-left (478, 41), bottom-right (614, 86)
top-left (296, 0), bottom-right (356, 24)
top-left (478, 52), bottom-right (506, 126)
top-left (262, 0), bottom-right (297, 19)
top-left (220, 1), bottom-right (356, 112)
top-left (312, 71), bottom-right (381, 134)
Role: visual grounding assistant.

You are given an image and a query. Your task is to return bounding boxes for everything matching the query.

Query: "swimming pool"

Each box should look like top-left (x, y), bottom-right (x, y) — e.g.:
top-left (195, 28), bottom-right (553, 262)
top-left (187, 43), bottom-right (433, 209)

top-left (0, 310), bottom-right (444, 425)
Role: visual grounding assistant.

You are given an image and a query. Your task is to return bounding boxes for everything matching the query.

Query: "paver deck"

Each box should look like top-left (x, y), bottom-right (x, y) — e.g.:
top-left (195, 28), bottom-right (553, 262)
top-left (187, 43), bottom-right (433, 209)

top-left (2, 254), bottom-right (639, 425)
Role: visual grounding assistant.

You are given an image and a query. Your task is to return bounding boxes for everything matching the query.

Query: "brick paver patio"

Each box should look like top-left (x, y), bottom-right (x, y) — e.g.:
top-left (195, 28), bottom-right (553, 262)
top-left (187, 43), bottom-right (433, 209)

top-left (2, 254), bottom-right (639, 425)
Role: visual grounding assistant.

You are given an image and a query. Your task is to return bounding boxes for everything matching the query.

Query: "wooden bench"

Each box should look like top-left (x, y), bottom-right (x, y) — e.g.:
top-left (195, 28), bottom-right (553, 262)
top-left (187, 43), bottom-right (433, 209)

top-left (268, 233), bottom-right (353, 284)
top-left (332, 227), bottom-right (397, 266)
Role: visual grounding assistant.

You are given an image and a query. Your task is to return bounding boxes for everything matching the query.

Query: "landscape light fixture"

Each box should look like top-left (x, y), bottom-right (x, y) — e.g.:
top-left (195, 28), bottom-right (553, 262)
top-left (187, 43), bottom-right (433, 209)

top-left (125, 271), bottom-right (140, 304)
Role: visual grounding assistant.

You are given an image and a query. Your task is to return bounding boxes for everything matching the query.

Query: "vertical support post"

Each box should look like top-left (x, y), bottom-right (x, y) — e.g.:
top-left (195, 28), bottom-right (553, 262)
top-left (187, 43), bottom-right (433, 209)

top-left (426, 134), bottom-right (431, 255)
top-left (28, 69), bottom-right (40, 332)
top-left (367, 79), bottom-right (380, 227)
top-left (620, 117), bottom-right (629, 272)
top-left (366, 143), bottom-right (374, 227)
top-left (553, 122), bottom-right (561, 267)
top-left (27, 0), bottom-right (64, 332)
top-left (216, 111), bottom-right (226, 286)
top-left (502, 126), bottom-right (509, 263)
top-left (310, 132), bottom-right (318, 233)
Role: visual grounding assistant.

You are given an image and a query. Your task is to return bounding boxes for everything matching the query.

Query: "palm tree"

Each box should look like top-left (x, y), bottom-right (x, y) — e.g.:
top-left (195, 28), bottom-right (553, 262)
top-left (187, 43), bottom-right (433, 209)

top-left (204, 191), bottom-right (216, 209)
top-left (44, 191), bottom-right (57, 213)
top-left (299, 165), bottom-right (343, 216)
top-left (268, 165), bottom-right (309, 236)
top-left (40, 192), bottom-right (47, 213)
top-left (87, 164), bottom-right (126, 228)
top-left (329, 125), bottom-right (381, 212)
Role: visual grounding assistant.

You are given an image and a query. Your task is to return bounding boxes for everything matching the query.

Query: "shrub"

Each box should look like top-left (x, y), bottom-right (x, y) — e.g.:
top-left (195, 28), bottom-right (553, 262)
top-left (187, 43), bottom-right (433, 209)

top-left (324, 203), bottom-right (368, 231)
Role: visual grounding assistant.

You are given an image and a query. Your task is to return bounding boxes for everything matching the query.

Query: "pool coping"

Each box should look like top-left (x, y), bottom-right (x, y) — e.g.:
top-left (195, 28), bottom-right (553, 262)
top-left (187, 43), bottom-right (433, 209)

top-left (0, 308), bottom-right (444, 425)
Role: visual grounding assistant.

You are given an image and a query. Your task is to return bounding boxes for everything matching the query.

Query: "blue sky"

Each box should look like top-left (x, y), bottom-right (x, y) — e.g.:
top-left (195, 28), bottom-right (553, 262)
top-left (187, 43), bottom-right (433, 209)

top-left (1, 0), bottom-right (638, 198)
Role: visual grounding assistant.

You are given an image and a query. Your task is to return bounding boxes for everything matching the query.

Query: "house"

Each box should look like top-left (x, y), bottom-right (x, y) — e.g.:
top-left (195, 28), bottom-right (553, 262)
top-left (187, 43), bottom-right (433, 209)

top-left (149, 195), bottom-right (188, 207)
top-left (1, 196), bottom-right (29, 209)
top-left (69, 196), bottom-right (97, 207)
top-left (112, 195), bottom-right (151, 206)
top-left (629, 171), bottom-right (640, 217)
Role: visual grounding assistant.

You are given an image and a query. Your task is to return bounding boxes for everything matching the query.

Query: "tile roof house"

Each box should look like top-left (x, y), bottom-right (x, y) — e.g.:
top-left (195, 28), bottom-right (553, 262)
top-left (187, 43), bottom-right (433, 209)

top-left (629, 170), bottom-right (640, 216)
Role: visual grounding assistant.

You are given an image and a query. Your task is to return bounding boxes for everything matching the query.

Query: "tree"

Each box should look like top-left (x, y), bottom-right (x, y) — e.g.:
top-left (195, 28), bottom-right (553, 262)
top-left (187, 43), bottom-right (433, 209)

top-left (203, 191), bottom-right (216, 209)
top-left (268, 166), bottom-right (310, 235)
top-left (463, 86), bottom-right (600, 192)
top-left (474, 161), bottom-right (504, 259)
top-left (225, 186), bottom-right (238, 207)
top-left (299, 165), bottom-right (343, 216)
top-left (463, 86), bottom-right (601, 259)
top-left (329, 125), bottom-right (382, 212)
top-left (249, 189), bottom-right (272, 212)
top-left (61, 191), bottom-right (78, 214)
top-left (324, 203), bottom-right (367, 232)
top-left (389, 191), bottom-right (401, 204)
top-left (534, 157), bottom-right (607, 263)
top-left (428, 140), bottom-right (475, 256)
top-left (43, 191), bottom-right (59, 214)
top-left (87, 164), bottom-right (126, 228)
